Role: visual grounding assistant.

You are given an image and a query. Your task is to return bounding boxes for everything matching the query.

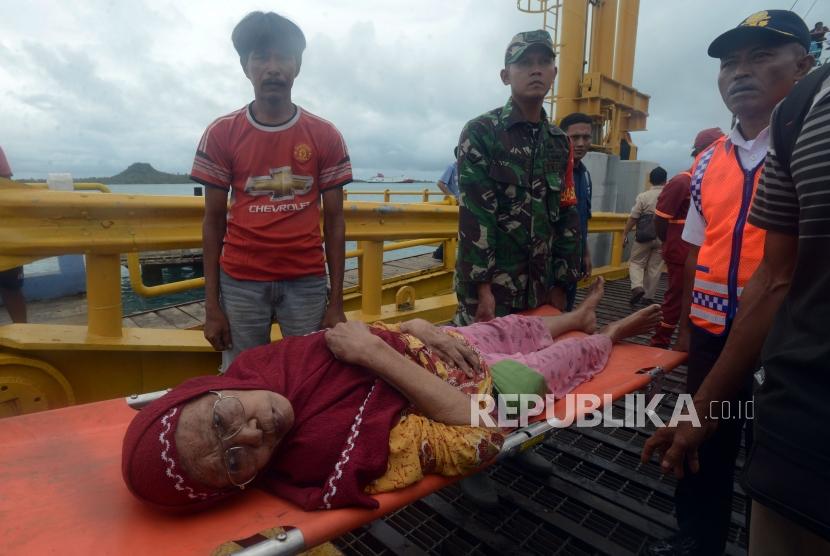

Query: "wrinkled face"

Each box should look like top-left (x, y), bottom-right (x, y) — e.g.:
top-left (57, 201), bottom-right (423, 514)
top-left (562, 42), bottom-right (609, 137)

top-left (718, 40), bottom-right (810, 119)
top-left (501, 46), bottom-right (557, 103)
top-left (244, 47), bottom-right (299, 105)
top-left (565, 122), bottom-right (592, 161)
top-left (174, 389), bottom-right (294, 489)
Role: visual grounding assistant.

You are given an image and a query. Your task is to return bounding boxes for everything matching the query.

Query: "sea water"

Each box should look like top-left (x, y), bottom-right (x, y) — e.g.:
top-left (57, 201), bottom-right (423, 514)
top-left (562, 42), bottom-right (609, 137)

top-left (26, 182), bottom-right (443, 314)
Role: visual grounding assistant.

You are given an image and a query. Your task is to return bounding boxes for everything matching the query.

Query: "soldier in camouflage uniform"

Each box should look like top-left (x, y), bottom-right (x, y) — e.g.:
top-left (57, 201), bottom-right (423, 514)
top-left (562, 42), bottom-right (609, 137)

top-left (454, 30), bottom-right (581, 326)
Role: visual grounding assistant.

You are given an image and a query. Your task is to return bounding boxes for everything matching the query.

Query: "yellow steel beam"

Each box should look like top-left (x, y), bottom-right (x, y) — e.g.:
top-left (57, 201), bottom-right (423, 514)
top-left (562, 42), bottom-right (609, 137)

top-left (555, 0), bottom-right (589, 121)
top-left (580, 73), bottom-right (649, 113)
top-left (589, 0), bottom-right (617, 76)
top-left (0, 325), bottom-right (211, 352)
top-left (612, 0), bottom-right (640, 87)
top-left (342, 201), bottom-right (458, 240)
top-left (0, 188), bottom-right (205, 259)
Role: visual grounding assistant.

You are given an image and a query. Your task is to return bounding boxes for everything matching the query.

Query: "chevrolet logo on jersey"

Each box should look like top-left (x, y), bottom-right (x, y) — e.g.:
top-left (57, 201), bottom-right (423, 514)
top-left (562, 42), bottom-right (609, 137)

top-left (244, 166), bottom-right (314, 201)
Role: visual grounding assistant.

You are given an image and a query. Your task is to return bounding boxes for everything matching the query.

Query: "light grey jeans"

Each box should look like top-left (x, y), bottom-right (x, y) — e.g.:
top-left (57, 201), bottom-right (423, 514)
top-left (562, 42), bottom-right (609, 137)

top-left (219, 269), bottom-right (328, 371)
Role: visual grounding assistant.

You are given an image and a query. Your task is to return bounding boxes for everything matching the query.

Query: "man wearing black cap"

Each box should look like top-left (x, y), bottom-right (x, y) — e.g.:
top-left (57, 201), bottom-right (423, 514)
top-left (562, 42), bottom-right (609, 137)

top-left (642, 10), bottom-right (814, 556)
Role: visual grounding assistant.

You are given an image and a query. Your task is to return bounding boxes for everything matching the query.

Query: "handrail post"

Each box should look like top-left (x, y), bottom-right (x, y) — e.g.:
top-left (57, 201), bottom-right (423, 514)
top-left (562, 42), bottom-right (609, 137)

top-left (358, 240), bottom-right (383, 317)
top-left (85, 253), bottom-right (123, 337)
top-left (422, 189), bottom-right (429, 203)
top-left (443, 237), bottom-right (457, 272)
top-left (610, 230), bottom-right (624, 268)
top-left (384, 189), bottom-right (391, 202)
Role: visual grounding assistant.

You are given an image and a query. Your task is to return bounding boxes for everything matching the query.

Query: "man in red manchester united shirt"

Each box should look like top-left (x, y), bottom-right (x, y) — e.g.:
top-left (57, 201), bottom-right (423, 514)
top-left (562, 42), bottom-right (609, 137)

top-left (191, 12), bottom-right (351, 370)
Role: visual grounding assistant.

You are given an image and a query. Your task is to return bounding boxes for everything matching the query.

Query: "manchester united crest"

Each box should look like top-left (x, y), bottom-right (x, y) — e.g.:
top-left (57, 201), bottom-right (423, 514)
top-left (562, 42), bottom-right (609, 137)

top-left (293, 143), bottom-right (312, 162)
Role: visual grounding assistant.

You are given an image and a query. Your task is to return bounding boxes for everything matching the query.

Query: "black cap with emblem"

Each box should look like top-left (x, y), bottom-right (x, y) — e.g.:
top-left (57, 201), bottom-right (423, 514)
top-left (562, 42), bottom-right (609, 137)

top-left (708, 9), bottom-right (811, 58)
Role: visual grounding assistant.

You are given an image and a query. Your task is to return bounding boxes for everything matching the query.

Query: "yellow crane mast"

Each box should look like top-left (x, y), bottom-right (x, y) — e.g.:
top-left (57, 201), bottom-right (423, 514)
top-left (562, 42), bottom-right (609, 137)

top-left (517, 0), bottom-right (650, 158)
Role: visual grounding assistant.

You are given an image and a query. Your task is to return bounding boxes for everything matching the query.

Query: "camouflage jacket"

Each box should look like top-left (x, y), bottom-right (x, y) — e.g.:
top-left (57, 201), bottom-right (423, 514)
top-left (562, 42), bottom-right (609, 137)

top-left (454, 97), bottom-right (581, 325)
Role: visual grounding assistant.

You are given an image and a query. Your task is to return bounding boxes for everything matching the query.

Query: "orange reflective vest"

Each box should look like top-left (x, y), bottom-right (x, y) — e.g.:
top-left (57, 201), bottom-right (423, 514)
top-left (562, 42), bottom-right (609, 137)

top-left (689, 137), bottom-right (766, 335)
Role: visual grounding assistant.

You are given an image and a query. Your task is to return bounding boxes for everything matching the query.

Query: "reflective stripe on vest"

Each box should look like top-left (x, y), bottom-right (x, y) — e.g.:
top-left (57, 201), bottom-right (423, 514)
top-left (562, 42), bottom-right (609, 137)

top-left (690, 137), bottom-right (766, 334)
top-left (690, 149), bottom-right (716, 220)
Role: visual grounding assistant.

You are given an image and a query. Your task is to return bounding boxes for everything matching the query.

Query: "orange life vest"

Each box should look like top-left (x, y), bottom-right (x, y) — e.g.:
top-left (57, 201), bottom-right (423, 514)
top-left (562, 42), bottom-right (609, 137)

top-left (689, 137), bottom-right (766, 335)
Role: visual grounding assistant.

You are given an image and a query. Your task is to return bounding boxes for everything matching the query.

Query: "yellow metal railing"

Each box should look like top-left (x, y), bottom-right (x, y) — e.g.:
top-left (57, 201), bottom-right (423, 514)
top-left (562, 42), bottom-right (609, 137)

top-left (343, 188), bottom-right (456, 204)
top-left (0, 185), bottom-right (460, 334)
top-left (0, 182), bottom-right (627, 336)
top-left (25, 182), bottom-right (112, 193)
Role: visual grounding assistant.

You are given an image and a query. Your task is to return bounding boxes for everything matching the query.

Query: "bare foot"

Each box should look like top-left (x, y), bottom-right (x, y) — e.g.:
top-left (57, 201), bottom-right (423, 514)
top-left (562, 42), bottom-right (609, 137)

top-left (600, 304), bottom-right (662, 343)
top-left (573, 277), bottom-right (605, 333)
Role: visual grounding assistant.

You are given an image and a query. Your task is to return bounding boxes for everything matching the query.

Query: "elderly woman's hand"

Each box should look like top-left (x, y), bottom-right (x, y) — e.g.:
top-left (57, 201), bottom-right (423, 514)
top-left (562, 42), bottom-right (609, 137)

top-left (325, 321), bottom-right (381, 365)
top-left (401, 319), bottom-right (482, 378)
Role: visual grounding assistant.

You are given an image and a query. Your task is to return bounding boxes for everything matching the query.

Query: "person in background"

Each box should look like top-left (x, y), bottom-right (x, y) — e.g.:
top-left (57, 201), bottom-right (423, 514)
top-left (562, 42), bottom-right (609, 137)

top-left (436, 148), bottom-right (460, 199)
top-left (810, 21), bottom-right (828, 43)
top-left (643, 10), bottom-right (814, 556)
top-left (0, 146), bottom-right (27, 324)
top-left (650, 129), bottom-right (723, 349)
top-left (190, 12), bottom-right (351, 371)
top-left (810, 21), bottom-right (828, 63)
top-left (454, 29), bottom-right (581, 507)
top-left (559, 112), bottom-right (593, 311)
top-left (623, 167), bottom-right (666, 306)
top-left (432, 148), bottom-right (459, 260)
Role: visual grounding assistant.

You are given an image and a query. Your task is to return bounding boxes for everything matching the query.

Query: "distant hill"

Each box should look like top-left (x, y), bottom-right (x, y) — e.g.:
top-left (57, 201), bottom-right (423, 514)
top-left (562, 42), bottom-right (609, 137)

top-left (102, 163), bottom-right (192, 184)
top-left (19, 163), bottom-right (193, 185)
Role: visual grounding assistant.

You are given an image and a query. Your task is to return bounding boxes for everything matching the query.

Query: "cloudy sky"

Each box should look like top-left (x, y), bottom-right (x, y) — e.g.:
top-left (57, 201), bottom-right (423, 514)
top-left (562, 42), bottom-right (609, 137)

top-left (0, 0), bottom-right (824, 180)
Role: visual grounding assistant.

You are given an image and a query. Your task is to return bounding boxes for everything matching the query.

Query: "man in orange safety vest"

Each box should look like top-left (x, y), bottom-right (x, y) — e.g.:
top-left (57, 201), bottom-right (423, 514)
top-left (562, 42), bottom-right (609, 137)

top-left (644, 10), bottom-right (814, 556)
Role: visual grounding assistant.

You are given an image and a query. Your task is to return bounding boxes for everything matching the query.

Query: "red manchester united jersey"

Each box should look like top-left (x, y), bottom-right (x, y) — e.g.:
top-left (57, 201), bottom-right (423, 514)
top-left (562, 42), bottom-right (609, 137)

top-left (191, 104), bottom-right (352, 281)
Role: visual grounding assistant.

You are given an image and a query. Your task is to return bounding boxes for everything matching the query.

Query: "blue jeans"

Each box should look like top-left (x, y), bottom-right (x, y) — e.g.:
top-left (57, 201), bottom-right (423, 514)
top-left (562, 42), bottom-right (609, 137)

top-left (219, 269), bottom-right (328, 371)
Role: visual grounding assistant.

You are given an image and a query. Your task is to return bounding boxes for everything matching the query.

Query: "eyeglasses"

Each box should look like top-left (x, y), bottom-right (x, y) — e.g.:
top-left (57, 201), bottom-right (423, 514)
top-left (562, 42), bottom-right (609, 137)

top-left (210, 391), bottom-right (259, 489)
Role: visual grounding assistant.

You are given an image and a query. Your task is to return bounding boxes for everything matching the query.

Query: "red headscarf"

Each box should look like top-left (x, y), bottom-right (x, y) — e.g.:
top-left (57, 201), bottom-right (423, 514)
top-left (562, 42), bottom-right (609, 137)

top-left (122, 329), bottom-right (412, 511)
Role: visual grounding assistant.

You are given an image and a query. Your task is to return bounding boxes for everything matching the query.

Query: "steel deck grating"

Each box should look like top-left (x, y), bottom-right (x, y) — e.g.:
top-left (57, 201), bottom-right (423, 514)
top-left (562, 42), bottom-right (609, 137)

top-left (383, 501), bottom-right (490, 554)
top-left (334, 529), bottom-right (397, 556)
top-left (327, 277), bottom-right (750, 555)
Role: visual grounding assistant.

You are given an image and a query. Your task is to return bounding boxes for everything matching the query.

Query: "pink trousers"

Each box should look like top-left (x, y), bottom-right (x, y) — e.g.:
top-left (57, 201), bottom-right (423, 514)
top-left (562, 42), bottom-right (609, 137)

top-left (455, 314), bottom-right (613, 398)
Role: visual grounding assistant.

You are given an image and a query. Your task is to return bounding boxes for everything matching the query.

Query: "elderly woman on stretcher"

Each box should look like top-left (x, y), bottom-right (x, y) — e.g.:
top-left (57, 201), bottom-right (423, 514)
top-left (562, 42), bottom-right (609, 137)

top-left (123, 278), bottom-right (660, 511)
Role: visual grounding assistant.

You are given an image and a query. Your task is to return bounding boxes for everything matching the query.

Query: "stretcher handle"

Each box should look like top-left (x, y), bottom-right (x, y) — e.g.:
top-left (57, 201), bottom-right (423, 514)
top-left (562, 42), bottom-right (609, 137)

top-left (637, 366), bottom-right (665, 403)
top-left (234, 528), bottom-right (306, 556)
top-left (125, 389), bottom-right (171, 410)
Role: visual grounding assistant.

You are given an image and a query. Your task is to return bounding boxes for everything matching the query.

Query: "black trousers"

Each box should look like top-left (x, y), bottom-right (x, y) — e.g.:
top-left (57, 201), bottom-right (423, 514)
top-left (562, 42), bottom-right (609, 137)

top-left (675, 324), bottom-right (753, 553)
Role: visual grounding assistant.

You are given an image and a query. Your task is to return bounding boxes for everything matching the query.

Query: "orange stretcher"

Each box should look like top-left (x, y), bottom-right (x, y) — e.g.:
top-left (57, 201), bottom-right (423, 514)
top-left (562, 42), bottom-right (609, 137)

top-left (0, 309), bottom-right (686, 555)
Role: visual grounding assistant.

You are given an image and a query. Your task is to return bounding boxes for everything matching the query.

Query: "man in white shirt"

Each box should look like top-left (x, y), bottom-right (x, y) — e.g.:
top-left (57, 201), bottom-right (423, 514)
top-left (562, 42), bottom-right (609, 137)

top-left (623, 167), bottom-right (667, 306)
top-left (643, 9), bottom-right (814, 556)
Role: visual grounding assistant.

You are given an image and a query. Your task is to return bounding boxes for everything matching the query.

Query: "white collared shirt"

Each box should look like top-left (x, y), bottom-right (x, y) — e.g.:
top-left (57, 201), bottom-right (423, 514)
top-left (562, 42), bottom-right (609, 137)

top-left (681, 125), bottom-right (770, 246)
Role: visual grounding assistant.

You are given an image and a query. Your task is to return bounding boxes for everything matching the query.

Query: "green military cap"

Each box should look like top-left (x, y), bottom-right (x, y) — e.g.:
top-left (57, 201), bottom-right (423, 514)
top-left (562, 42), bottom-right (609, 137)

top-left (504, 29), bottom-right (555, 65)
